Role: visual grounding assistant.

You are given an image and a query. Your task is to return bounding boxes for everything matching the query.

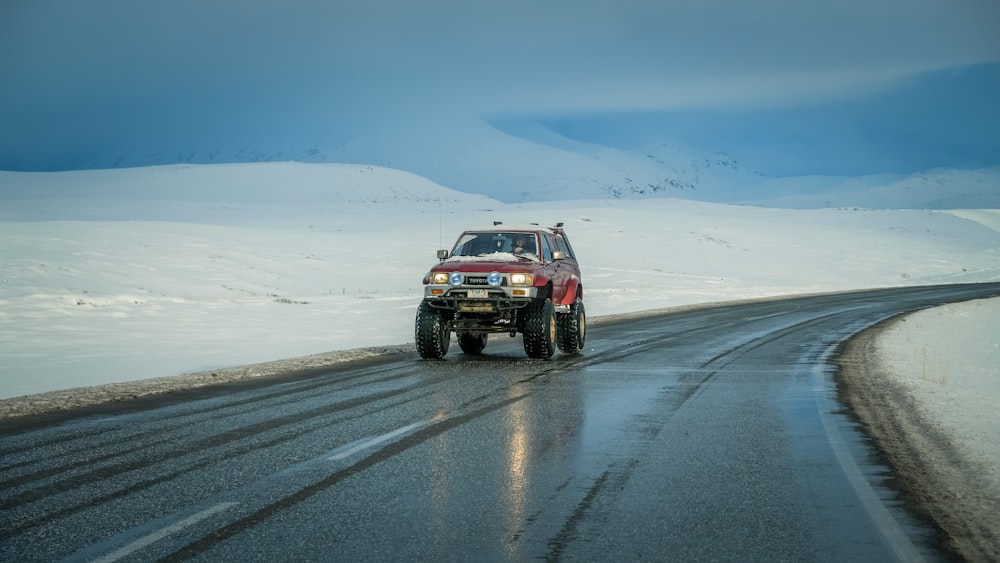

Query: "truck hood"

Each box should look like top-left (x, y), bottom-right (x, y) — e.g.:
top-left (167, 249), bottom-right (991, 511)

top-left (432, 255), bottom-right (540, 273)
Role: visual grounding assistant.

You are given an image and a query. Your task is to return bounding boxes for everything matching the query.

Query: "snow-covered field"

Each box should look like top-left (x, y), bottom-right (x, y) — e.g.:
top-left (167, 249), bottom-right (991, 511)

top-left (1, 162), bottom-right (998, 401)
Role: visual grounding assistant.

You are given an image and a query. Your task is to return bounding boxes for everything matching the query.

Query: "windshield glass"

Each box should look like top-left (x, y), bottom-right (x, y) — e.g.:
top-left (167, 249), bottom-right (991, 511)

top-left (451, 232), bottom-right (539, 261)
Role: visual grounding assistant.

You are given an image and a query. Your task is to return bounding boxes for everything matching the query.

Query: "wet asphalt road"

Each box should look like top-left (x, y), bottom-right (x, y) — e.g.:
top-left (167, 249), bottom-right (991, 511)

top-left (3, 282), bottom-right (1000, 562)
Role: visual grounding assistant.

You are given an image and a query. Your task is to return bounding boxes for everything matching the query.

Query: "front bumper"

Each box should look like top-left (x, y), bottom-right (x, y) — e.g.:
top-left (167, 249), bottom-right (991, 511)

top-left (423, 285), bottom-right (538, 313)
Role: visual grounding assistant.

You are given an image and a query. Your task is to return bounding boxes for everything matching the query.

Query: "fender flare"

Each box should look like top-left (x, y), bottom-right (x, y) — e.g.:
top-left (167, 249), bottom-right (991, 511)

top-left (558, 277), bottom-right (582, 307)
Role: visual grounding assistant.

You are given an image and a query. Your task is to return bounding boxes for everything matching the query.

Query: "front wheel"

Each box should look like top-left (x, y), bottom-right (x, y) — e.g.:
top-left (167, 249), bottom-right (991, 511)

top-left (415, 301), bottom-right (450, 359)
top-left (556, 299), bottom-right (586, 354)
top-left (523, 298), bottom-right (556, 359)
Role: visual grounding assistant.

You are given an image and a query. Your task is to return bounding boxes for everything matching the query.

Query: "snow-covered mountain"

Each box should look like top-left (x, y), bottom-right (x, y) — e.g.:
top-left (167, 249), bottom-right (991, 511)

top-left (69, 116), bottom-right (999, 210)
top-left (0, 163), bottom-right (500, 223)
top-left (751, 168), bottom-right (1000, 209)
top-left (75, 115), bottom-right (759, 202)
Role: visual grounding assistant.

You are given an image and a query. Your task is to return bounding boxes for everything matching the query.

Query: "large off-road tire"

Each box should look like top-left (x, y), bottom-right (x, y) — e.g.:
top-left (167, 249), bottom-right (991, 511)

top-left (415, 301), bottom-right (450, 359)
top-left (523, 298), bottom-right (556, 359)
top-left (556, 299), bottom-right (586, 354)
top-left (458, 332), bottom-right (488, 355)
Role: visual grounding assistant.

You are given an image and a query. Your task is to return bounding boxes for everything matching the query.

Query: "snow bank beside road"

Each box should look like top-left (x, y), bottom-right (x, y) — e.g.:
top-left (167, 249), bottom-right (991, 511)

top-left (877, 297), bottom-right (1000, 495)
top-left (844, 296), bottom-right (1000, 560)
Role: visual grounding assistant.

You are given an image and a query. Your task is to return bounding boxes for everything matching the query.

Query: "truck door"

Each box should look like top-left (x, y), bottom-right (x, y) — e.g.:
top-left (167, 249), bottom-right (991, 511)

top-left (542, 233), bottom-right (569, 305)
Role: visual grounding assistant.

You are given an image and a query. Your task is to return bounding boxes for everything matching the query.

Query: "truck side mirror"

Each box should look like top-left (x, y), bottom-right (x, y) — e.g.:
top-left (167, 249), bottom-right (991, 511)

top-left (552, 251), bottom-right (566, 261)
top-left (437, 249), bottom-right (449, 261)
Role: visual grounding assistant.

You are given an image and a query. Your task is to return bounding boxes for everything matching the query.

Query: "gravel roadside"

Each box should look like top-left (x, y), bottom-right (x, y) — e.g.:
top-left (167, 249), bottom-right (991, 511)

top-left (0, 345), bottom-right (416, 421)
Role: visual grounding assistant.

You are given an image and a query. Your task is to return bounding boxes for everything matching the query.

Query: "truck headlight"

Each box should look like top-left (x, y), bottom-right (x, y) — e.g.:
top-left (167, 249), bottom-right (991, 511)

top-left (509, 273), bottom-right (533, 286)
top-left (430, 272), bottom-right (450, 284)
top-left (449, 272), bottom-right (463, 285)
top-left (488, 272), bottom-right (502, 286)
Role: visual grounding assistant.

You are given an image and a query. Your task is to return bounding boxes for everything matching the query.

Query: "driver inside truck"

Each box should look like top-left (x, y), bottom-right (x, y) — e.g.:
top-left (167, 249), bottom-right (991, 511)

top-left (512, 234), bottom-right (535, 255)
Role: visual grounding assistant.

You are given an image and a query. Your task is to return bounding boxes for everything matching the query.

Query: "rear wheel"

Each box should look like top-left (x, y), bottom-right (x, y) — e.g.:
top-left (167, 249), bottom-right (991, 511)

top-left (458, 332), bottom-right (488, 355)
top-left (523, 298), bottom-right (556, 359)
top-left (557, 299), bottom-right (586, 354)
top-left (415, 301), bottom-right (450, 359)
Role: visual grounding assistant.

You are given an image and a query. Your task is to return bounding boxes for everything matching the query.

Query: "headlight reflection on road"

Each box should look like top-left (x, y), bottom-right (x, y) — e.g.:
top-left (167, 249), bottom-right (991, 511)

top-left (505, 388), bottom-right (530, 549)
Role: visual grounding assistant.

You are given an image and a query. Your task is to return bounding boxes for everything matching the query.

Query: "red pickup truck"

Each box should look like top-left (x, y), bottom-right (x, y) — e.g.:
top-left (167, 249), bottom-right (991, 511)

top-left (416, 223), bottom-right (585, 359)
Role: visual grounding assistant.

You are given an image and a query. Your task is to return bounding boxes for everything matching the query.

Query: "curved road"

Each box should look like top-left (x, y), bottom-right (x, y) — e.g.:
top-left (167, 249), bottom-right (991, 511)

top-left (2, 283), bottom-right (999, 562)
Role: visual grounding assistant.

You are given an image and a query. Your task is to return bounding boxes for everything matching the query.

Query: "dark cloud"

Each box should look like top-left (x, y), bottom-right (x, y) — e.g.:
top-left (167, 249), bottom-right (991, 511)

top-left (1, 0), bottom-right (998, 171)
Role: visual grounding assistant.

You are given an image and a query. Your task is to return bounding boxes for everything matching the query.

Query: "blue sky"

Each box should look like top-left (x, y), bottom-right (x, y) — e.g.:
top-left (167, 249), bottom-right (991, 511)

top-left (1, 0), bottom-right (999, 174)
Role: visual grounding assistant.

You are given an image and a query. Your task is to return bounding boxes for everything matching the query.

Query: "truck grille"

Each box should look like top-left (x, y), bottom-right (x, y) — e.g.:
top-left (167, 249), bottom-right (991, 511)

top-left (463, 275), bottom-right (507, 286)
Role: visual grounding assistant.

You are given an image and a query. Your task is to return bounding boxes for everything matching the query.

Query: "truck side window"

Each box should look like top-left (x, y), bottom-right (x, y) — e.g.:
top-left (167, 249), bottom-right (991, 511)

top-left (554, 236), bottom-right (573, 259)
top-left (540, 235), bottom-right (554, 262)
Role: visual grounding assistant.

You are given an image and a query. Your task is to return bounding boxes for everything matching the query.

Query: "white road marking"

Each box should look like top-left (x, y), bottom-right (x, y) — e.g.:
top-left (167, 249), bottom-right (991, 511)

top-left (76, 418), bottom-right (438, 561)
top-left (813, 346), bottom-right (927, 563)
top-left (329, 420), bottom-right (431, 461)
top-left (89, 502), bottom-right (237, 563)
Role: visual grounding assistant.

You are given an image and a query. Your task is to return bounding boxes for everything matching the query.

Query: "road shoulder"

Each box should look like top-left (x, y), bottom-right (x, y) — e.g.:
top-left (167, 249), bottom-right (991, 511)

top-left (836, 301), bottom-right (1000, 562)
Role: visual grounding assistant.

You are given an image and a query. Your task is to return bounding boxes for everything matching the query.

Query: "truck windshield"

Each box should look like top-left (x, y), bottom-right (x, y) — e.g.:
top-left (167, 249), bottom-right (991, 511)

top-left (452, 232), bottom-right (539, 259)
